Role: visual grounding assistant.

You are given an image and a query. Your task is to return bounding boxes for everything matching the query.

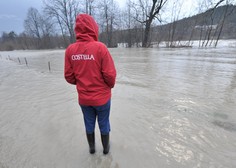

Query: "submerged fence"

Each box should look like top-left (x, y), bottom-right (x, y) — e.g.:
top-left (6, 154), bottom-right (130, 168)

top-left (0, 54), bottom-right (62, 73)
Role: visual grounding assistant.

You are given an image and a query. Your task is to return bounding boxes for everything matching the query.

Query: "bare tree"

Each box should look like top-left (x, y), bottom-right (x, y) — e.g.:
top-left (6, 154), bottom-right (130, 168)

top-left (196, 0), bottom-right (228, 47)
top-left (85, 0), bottom-right (96, 15)
top-left (134, 0), bottom-right (168, 47)
top-left (24, 7), bottom-right (55, 49)
top-left (127, 0), bottom-right (133, 47)
top-left (24, 8), bottom-right (43, 48)
top-left (205, 1), bottom-right (225, 47)
top-left (213, 1), bottom-right (235, 47)
top-left (166, 0), bottom-right (184, 47)
top-left (24, 8), bottom-right (42, 40)
top-left (120, 0), bottom-right (136, 47)
top-left (98, 0), bottom-right (118, 47)
top-left (210, 0), bottom-right (235, 47)
top-left (43, 0), bottom-right (79, 46)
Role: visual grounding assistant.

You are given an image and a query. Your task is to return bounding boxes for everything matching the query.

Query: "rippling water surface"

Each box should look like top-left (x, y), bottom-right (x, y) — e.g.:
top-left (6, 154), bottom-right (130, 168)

top-left (0, 47), bottom-right (236, 168)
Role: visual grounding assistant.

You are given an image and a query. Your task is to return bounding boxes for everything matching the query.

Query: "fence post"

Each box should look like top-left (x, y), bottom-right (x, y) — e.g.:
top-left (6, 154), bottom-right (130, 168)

top-left (18, 57), bottom-right (21, 64)
top-left (24, 57), bottom-right (28, 67)
top-left (48, 61), bottom-right (51, 72)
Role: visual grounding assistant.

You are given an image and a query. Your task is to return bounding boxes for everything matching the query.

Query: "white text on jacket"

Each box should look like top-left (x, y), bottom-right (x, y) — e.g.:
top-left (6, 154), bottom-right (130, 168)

top-left (71, 54), bottom-right (95, 61)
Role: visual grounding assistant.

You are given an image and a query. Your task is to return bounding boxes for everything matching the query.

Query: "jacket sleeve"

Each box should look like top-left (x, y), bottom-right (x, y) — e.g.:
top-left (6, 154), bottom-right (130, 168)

top-left (101, 48), bottom-right (116, 88)
top-left (64, 48), bottom-right (76, 85)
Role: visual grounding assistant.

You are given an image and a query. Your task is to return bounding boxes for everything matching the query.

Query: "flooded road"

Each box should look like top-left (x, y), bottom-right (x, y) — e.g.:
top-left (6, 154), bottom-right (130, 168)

top-left (0, 47), bottom-right (236, 168)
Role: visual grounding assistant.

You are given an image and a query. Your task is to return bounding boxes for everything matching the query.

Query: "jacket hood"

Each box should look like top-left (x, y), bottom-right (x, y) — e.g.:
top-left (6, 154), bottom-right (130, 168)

top-left (74, 14), bottom-right (99, 42)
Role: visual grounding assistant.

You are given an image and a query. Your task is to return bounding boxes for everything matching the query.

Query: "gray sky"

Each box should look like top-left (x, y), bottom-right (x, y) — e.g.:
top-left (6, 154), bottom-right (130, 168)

top-left (0, 0), bottom-right (43, 34)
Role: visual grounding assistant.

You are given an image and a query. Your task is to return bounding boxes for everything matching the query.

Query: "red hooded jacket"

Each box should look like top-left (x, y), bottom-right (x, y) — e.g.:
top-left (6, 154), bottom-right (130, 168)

top-left (64, 14), bottom-right (116, 106)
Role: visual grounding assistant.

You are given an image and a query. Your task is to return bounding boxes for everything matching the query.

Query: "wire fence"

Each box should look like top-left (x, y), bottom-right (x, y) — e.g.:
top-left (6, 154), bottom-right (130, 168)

top-left (0, 53), bottom-right (64, 74)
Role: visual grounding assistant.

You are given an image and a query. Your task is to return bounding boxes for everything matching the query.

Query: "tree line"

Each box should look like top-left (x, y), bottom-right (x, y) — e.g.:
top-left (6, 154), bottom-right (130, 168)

top-left (0, 0), bottom-right (235, 51)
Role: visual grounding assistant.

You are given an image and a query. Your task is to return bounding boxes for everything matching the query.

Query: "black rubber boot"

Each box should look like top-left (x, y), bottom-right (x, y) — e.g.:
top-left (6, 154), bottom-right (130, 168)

top-left (101, 134), bottom-right (110, 154)
top-left (86, 133), bottom-right (95, 154)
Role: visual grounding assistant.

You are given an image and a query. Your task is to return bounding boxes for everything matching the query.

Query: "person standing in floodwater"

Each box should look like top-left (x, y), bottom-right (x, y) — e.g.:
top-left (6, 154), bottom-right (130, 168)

top-left (64, 14), bottom-right (116, 154)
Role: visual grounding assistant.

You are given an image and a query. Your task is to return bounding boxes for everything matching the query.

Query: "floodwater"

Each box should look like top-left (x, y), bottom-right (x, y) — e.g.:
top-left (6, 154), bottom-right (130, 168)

top-left (0, 47), bottom-right (236, 168)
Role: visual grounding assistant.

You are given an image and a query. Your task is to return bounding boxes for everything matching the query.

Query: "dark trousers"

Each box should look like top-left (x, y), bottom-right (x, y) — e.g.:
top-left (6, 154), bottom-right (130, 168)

top-left (80, 99), bottom-right (111, 135)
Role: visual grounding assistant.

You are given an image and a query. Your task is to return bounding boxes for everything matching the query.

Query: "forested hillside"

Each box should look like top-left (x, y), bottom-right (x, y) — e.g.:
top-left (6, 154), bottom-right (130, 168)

top-left (108, 5), bottom-right (236, 47)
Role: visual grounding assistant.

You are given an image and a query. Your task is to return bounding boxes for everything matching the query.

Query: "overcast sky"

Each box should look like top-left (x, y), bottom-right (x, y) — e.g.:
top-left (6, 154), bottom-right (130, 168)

top-left (0, 0), bottom-right (44, 34)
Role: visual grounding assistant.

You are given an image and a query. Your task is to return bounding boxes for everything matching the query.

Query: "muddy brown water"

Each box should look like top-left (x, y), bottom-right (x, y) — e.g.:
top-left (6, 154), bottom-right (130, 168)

top-left (0, 47), bottom-right (236, 168)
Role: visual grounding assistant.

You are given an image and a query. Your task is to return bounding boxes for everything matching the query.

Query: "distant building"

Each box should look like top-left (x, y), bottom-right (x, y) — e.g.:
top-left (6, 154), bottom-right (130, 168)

top-left (195, 25), bottom-right (218, 30)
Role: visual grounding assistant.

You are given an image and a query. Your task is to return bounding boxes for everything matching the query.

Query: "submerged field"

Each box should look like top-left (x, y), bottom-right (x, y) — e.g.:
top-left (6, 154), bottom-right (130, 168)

top-left (0, 46), bottom-right (236, 168)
